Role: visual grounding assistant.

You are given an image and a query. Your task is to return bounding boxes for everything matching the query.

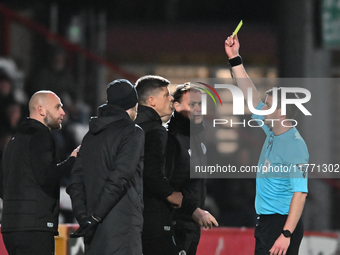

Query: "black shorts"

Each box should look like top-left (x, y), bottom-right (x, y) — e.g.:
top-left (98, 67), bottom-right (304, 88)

top-left (254, 214), bottom-right (303, 255)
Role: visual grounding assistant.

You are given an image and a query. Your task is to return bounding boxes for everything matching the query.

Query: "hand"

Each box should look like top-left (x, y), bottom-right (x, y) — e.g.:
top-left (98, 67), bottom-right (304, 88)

top-left (225, 34), bottom-right (240, 59)
top-left (71, 145), bottom-right (81, 157)
top-left (75, 212), bottom-right (88, 226)
top-left (167, 191), bottom-right (183, 208)
top-left (70, 215), bottom-right (100, 244)
top-left (192, 208), bottom-right (219, 229)
top-left (269, 234), bottom-right (290, 255)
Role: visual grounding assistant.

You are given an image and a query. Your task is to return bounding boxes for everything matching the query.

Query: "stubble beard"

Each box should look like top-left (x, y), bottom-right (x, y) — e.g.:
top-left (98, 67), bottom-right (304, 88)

top-left (44, 110), bottom-right (62, 130)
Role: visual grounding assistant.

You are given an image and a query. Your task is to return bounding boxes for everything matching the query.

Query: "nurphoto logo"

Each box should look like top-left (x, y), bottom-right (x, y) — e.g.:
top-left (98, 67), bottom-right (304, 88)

top-left (198, 84), bottom-right (311, 116)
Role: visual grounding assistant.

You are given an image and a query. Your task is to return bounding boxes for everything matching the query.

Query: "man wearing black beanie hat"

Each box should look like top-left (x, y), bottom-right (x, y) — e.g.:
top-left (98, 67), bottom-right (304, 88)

top-left (67, 79), bottom-right (144, 255)
top-left (106, 79), bottom-right (139, 110)
top-left (135, 75), bottom-right (183, 255)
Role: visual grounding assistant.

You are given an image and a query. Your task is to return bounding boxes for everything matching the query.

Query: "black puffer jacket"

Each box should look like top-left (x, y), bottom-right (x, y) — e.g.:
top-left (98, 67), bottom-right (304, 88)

top-left (134, 105), bottom-right (174, 238)
top-left (166, 111), bottom-right (207, 230)
top-left (1, 118), bottom-right (75, 234)
top-left (67, 104), bottom-right (144, 255)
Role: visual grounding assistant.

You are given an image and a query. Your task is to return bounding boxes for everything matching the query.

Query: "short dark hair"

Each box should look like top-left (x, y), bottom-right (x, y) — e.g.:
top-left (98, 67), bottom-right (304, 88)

top-left (135, 75), bottom-right (170, 104)
top-left (173, 82), bottom-right (201, 103)
top-left (266, 87), bottom-right (299, 119)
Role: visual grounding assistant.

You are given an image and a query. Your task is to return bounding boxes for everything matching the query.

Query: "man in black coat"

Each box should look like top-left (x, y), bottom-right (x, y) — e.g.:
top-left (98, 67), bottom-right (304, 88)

top-left (166, 83), bottom-right (218, 255)
top-left (1, 90), bottom-right (79, 255)
top-left (135, 75), bottom-right (183, 255)
top-left (67, 79), bottom-right (144, 255)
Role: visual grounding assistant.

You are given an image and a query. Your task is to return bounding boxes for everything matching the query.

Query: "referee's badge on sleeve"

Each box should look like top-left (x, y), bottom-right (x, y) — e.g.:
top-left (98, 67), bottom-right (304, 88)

top-left (296, 164), bottom-right (307, 178)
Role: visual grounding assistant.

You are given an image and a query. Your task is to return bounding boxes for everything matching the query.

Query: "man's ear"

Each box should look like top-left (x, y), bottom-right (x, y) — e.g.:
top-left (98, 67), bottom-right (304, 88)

top-left (173, 101), bottom-right (181, 112)
top-left (148, 96), bottom-right (156, 107)
top-left (38, 105), bottom-right (46, 117)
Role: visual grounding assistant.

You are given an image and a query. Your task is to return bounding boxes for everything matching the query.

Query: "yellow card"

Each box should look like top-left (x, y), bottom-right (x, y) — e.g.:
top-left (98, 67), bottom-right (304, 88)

top-left (232, 20), bottom-right (243, 38)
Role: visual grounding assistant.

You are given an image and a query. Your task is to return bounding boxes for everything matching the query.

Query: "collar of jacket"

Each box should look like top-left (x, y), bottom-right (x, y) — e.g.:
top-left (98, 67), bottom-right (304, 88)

top-left (168, 110), bottom-right (204, 136)
top-left (134, 105), bottom-right (162, 125)
top-left (89, 104), bottom-right (132, 134)
top-left (22, 118), bottom-right (50, 131)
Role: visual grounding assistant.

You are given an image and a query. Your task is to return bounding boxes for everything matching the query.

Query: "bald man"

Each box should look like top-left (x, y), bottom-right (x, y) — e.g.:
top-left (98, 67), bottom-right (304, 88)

top-left (1, 90), bottom-right (79, 255)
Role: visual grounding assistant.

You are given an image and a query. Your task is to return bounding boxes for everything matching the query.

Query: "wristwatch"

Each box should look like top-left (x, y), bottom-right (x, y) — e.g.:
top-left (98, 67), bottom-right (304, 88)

top-left (282, 229), bottom-right (292, 238)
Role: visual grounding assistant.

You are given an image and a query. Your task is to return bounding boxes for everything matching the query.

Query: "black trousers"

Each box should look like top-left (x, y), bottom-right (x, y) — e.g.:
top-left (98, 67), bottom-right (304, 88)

top-left (174, 227), bottom-right (201, 255)
top-left (2, 231), bottom-right (55, 255)
top-left (254, 214), bottom-right (303, 255)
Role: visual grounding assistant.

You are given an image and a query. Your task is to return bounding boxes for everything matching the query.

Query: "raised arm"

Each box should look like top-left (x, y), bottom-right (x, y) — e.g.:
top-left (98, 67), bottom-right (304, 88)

top-left (225, 35), bottom-right (261, 108)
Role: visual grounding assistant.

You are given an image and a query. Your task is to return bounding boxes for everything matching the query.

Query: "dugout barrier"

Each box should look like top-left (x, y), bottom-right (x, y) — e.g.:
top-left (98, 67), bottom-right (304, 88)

top-left (0, 225), bottom-right (338, 254)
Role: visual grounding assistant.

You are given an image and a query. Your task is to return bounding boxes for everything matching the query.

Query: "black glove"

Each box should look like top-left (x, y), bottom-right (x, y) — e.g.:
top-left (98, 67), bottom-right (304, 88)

top-left (76, 213), bottom-right (88, 226)
top-left (70, 214), bottom-right (101, 244)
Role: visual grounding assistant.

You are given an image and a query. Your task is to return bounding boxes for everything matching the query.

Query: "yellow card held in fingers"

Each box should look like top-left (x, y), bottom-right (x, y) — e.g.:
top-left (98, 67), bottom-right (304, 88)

top-left (232, 20), bottom-right (243, 38)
